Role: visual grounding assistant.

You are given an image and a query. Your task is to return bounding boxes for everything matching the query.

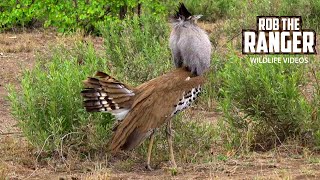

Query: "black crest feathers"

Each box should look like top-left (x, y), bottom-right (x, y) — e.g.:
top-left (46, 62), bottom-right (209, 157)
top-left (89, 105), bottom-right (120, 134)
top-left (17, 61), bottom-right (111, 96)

top-left (174, 3), bottom-right (192, 20)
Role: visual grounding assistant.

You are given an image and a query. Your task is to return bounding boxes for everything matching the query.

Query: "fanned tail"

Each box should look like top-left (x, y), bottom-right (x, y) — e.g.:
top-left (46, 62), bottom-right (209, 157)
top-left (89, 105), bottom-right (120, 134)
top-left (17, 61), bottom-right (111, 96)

top-left (81, 71), bottom-right (135, 121)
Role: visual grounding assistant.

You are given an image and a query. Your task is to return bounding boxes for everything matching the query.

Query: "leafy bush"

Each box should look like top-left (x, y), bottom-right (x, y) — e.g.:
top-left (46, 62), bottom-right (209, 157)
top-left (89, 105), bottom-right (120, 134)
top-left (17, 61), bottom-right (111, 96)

top-left (214, 52), bottom-right (319, 151)
top-left (7, 43), bottom-right (114, 152)
top-left (0, 0), bottom-right (38, 30)
top-left (183, 0), bottom-right (238, 22)
top-left (101, 15), bottom-right (172, 84)
top-left (2, 0), bottom-right (319, 34)
top-left (6, 13), bottom-right (171, 152)
top-left (0, 0), bottom-right (168, 33)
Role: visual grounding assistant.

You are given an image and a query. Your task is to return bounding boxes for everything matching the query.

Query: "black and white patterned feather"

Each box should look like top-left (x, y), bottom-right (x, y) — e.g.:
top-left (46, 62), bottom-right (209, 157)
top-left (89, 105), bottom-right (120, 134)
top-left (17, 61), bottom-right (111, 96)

top-left (172, 85), bottom-right (202, 116)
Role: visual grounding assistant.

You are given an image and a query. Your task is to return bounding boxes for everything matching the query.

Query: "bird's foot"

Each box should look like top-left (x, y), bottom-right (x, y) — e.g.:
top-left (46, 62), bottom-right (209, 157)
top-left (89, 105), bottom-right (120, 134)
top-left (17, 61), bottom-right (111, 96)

top-left (169, 167), bottom-right (178, 176)
top-left (145, 164), bottom-right (154, 171)
top-left (168, 160), bottom-right (178, 175)
top-left (170, 161), bottom-right (177, 169)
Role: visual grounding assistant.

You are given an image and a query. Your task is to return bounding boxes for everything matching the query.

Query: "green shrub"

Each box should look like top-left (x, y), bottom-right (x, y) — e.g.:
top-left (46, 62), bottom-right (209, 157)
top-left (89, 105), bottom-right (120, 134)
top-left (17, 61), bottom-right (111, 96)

top-left (173, 116), bottom-right (217, 163)
top-left (183, 0), bottom-right (238, 22)
top-left (214, 52), bottom-right (317, 151)
top-left (0, 0), bottom-right (170, 33)
top-left (7, 43), bottom-right (114, 152)
top-left (217, 0), bottom-right (320, 51)
top-left (5, 13), bottom-right (173, 154)
top-left (0, 0), bottom-right (38, 30)
top-left (1, 0), bottom-right (320, 33)
top-left (309, 61), bottom-right (320, 147)
top-left (101, 15), bottom-right (172, 84)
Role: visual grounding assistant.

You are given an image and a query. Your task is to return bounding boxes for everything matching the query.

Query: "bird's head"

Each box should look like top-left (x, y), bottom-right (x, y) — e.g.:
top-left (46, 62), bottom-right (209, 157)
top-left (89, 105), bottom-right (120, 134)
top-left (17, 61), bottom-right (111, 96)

top-left (172, 3), bottom-right (203, 24)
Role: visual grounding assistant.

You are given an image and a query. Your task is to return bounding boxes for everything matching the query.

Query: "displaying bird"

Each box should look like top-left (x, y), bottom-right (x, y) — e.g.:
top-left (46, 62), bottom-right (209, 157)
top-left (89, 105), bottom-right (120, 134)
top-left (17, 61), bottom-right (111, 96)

top-left (81, 3), bottom-right (211, 171)
top-left (169, 3), bottom-right (212, 76)
top-left (81, 68), bottom-right (205, 170)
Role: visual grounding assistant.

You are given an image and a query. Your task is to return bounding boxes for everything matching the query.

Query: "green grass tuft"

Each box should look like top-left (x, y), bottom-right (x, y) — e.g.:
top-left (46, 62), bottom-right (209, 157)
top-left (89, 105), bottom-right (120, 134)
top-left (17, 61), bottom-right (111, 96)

top-left (7, 42), bottom-right (114, 152)
top-left (211, 51), bottom-right (320, 151)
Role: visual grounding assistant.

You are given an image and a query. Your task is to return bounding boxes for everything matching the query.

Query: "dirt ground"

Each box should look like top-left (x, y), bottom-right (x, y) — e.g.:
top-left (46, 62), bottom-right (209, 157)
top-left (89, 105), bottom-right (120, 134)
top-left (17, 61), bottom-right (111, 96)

top-left (1, 31), bottom-right (320, 179)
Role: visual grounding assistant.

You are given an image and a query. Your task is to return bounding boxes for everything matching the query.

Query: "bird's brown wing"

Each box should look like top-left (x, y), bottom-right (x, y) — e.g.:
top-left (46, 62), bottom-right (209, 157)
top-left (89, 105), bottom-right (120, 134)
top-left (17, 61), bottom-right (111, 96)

top-left (109, 68), bottom-right (205, 152)
top-left (81, 71), bottom-right (135, 119)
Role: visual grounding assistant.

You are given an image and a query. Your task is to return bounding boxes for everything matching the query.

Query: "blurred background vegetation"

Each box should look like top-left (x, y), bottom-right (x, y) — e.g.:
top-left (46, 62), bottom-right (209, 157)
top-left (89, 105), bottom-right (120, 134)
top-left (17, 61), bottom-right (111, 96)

top-left (5, 0), bottom-right (320, 166)
top-left (1, 0), bottom-right (320, 33)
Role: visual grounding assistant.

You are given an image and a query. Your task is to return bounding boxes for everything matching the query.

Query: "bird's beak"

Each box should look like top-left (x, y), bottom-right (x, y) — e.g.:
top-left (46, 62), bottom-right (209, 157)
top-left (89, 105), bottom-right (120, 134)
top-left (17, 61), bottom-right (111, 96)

top-left (194, 15), bottom-right (203, 20)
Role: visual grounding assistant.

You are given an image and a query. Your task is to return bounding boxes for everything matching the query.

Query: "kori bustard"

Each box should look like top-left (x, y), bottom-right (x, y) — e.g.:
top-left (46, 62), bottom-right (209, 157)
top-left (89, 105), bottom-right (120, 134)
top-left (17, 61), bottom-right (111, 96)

top-left (81, 3), bottom-right (211, 170)
top-left (169, 3), bottom-right (211, 76)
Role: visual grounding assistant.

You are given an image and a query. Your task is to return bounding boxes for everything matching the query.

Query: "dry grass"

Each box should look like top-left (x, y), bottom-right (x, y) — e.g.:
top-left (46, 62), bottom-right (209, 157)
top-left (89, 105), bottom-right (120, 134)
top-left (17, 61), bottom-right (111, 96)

top-left (0, 136), bottom-right (35, 179)
top-left (85, 170), bottom-right (111, 180)
top-left (1, 128), bottom-right (320, 179)
top-left (0, 32), bottom-right (39, 53)
top-left (0, 163), bottom-right (8, 180)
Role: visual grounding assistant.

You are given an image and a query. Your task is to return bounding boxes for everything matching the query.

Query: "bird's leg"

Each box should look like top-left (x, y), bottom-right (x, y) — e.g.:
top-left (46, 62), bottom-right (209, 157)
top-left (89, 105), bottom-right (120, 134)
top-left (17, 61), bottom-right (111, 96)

top-left (166, 119), bottom-right (177, 169)
top-left (146, 132), bottom-right (155, 171)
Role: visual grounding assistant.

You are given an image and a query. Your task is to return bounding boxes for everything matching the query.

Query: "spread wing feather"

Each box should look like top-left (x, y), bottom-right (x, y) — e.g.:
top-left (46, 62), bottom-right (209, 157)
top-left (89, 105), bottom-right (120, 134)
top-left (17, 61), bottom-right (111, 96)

top-left (109, 68), bottom-right (205, 152)
top-left (81, 71), bottom-right (134, 120)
